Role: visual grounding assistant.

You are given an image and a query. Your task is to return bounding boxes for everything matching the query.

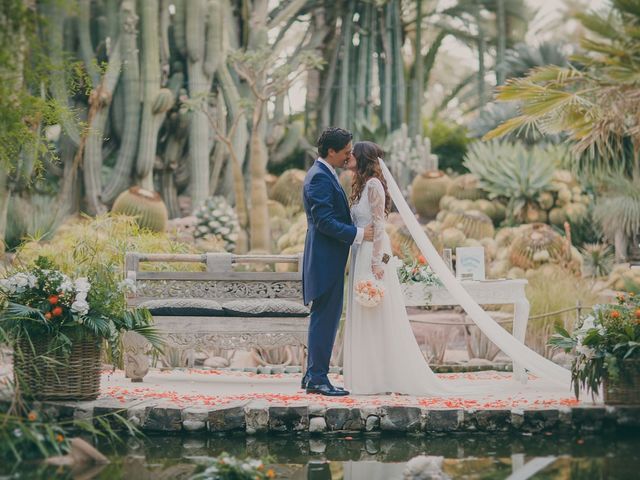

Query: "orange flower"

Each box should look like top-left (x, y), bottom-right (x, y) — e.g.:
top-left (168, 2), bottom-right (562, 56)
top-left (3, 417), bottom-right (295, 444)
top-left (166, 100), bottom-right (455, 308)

top-left (55, 434), bottom-right (64, 443)
top-left (266, 469), bottom-right (276, 479)
top-left (44, 312), bottom-right (52, 320)
top-left (635, 308), bottom-right (640, 319)
top-left (27, 411), bottom-right (38, 422)
top-left (418, 255), bottom-right (426, 264)
top-left (48, 295), bottom-right (59, 305)
top-left (610, 310), bottom-right (621, 319)
top-left (52, 306), bottom-right (63, 317)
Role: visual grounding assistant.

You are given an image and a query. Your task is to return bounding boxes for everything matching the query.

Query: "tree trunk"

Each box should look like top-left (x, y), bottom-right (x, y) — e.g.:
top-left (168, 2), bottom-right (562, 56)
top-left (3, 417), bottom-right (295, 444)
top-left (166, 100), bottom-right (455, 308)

top-left (409, 0), bottom-right (423, 138)
top-left (496, 0), bottom-right (506, 85)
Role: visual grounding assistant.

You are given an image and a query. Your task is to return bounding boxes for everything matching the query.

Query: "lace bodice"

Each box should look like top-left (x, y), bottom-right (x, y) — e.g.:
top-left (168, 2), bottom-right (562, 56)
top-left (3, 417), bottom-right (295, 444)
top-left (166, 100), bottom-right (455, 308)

top-left (351, 178), bottom-right (386, 267)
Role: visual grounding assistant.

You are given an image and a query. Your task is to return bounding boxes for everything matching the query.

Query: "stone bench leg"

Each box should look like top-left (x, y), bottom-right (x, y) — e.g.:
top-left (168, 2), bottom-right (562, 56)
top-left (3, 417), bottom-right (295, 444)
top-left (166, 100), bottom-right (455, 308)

top-left (123, 331), bottom-right (150, 382)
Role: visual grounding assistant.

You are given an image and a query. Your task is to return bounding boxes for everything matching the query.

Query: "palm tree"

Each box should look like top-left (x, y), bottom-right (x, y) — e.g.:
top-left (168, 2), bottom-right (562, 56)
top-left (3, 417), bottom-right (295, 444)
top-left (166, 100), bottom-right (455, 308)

top-left (485, 0), bottom-right (640, 261)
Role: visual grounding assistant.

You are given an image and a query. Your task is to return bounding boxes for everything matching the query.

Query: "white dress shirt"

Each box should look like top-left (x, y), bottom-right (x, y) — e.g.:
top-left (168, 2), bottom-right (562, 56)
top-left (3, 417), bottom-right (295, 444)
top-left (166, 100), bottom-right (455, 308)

top-left (317, 157), bottom-right (364, 245)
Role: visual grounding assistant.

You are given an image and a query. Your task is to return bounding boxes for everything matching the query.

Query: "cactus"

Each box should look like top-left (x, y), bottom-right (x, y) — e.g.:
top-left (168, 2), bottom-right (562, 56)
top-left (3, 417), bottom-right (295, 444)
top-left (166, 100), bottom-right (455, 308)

top-left (446, 174), bottom-right (485, 200)
top-left (508, 223), bottom-right (567, 270)
top-left (193, 196), bottom-right (240, 252)
top-left (112, 187), bottom-right (169, 232)
top-left (102, 0), bottom-right (142, 204)
top-left (442, 210), bottom-right (495, 240)
top-left (410, 171), bottom-right (451, 219)
top-left (270, 169), bottom-right (306, 211)
top-left (388, 224), bottom-right (443, 259)
top-left (439, 195), bottom-right (456, 211)
top-left (564, 202), bottom-right (588, 223)
top-left (537, 191), bottom-right (554, 210)
top-left (136, 0), bottom-right (173, 191)
top-left (549, 207), bottom-right (567, 227)
top-left (441, 227), bottom-right (466, 250)
top-left (387, 123), bottom-right (439, 192)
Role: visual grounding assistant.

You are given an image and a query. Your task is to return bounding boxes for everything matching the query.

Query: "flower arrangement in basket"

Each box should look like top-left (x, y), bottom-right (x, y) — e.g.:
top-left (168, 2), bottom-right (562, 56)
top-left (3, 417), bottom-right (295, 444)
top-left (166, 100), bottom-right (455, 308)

top-left (354, 278), bottom-right (385, 307)
top-left (549, 292), bottom-right (640, 404)
top-left (0, 256), bottom-right (162, 400)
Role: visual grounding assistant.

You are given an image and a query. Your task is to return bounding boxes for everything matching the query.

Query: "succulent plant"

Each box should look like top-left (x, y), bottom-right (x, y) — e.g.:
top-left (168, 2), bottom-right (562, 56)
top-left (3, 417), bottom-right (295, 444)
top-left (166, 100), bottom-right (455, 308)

top-left (112, 187), bottom-right (169, 232)
top-left (441, 227), bottom-right (466, 250)
top-left (508, 223), bottom-right (568, 270)
top-left (387, 224), bottom-right (443, 259)
top-left (446, 173), bottom-right (485, 200)
top-left (269, 169), bottom-right (306, 211)
top-left (581, 243), bottom-right (614, 278)
top-left (410, 170), bottom-right (452, 219)
top-left (442, 210), bottom-right (495, 240)
top-left (464, 140), bottom-right (559, 223)
top-left (193, 196), bottom-right (240, 252)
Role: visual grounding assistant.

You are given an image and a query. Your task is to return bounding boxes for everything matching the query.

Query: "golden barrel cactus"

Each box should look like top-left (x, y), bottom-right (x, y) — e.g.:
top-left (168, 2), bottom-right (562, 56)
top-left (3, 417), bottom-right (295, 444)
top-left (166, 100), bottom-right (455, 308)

top-left (270, 169), bottom-right (306, 211)
top-left (112, 187), bottom-right (169, 232)
top-left (508, 223), bottom-right (568, 270)
top-left (446, 174), bottom-right (485, 200)
top-left (442, 210), bottom-right (495, 240)
top-left (410, 170), bottom-right (452, 219)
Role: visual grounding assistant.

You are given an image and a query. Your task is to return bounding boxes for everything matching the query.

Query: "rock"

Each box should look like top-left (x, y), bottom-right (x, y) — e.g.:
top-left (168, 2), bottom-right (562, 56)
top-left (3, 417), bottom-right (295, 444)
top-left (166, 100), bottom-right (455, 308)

top-left (403, 455), bottom-right (450, 480)
top-left (470, 409), bottom-right (511, 432)
top-left (309, 416), bottom-right (327, 433)
top-left (208, 404), bottom-right (246, 432)
top-left (45, 438), bottom-right (109, 467)
top-left (269, 406), bottom-right (309, 432)
top-left (182, 408), bottom-right (209, 432)
top-left (380, 406), bottom-right (421, 432)
top-left (521, 409), bottom-right (559, 432)
top-left (424, 410), bottom-right (463, 432)
top-left (245, 402), bottom-right (269, 435)
top-left (203, 356), bottom-right (229, 368)
top-left (325, 408), bottom-right (361, 431)
top-left (309, 439), bottom-right (327, 453)
top-left (365, 415), bottom-right (380, 432)
top-left (143, 406), bottom-right (182, 431)
top-left (182, 420), bottom-right (206, 432)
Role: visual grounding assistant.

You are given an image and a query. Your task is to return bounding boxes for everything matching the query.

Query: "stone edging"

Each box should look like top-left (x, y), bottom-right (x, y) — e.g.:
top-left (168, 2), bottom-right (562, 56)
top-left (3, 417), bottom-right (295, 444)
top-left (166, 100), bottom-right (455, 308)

top-left (9, 399), bottom-right (639, 435)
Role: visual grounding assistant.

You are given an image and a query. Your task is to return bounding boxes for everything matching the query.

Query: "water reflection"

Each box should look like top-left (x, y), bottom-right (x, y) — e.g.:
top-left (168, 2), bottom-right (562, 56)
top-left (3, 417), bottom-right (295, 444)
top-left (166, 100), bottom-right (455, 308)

top-left (3, 432), bottom-right (639, 479)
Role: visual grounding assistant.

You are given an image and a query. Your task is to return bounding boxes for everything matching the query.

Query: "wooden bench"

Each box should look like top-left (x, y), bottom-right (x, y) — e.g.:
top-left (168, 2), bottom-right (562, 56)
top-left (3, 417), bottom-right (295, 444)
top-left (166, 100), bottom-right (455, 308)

top-left (122, 252), bottom-right (309, 382)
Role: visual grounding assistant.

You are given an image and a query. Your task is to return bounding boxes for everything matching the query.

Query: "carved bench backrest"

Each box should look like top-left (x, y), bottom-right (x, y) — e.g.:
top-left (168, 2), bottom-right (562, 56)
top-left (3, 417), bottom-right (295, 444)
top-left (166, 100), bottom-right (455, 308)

top-left (125, 252), bottom-right (304, 306)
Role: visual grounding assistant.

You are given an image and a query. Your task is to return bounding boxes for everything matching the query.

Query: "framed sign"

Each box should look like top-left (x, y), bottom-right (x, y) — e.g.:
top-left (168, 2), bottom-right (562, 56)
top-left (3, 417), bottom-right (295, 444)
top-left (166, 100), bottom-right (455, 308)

top-left (455, 246), bottom-right (485, 281)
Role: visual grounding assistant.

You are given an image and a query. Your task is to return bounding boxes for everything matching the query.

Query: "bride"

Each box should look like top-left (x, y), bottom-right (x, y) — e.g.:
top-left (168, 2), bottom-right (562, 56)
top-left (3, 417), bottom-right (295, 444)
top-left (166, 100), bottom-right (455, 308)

top-left (343, 141), bottom-right (450, 395)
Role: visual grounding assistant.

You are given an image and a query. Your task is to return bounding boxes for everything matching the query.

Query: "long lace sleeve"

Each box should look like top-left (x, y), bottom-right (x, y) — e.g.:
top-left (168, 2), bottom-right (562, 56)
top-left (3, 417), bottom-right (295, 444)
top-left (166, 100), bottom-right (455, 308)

top-left (367, 179), bottom-right (386, 268)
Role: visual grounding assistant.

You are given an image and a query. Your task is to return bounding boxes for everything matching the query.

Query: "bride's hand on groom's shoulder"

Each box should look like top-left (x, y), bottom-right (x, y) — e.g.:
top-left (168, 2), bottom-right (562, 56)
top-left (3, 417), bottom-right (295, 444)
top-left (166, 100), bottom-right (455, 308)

top-left (372, 265), bottom-right (384, 280)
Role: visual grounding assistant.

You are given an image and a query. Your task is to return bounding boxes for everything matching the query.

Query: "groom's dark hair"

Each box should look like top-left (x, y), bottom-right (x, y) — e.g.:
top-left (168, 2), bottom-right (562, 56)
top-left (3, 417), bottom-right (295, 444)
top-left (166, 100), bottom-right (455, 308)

top-left (317, 127), bottom-right (353, 158)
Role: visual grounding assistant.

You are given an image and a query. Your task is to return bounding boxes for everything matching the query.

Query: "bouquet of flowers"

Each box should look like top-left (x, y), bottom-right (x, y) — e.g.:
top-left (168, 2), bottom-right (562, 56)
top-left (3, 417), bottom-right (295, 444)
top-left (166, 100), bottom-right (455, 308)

top-left (354, 278), bottom-right (385, 307)
top-left (0, 256), bottom-right (161, 356)
top-left (549, 292), bottom-right (640, 399)
top-left (397, 254), bottom-right (442, 286)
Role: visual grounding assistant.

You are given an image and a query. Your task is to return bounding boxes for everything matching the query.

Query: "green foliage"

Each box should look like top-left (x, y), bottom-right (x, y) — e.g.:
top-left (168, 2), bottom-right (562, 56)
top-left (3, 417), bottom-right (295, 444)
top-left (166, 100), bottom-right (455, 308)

top-left (549, 292), bottom-right (640, 399)
top-left (525, 265), bottom-right (599, 358)
top-left (464, 140), bottom-right (564, 222)
top-left (423, 120), bottom-right (470, 173)
top-left (594, 176), bottom-right (640, 241)
top-left (581, 243), bottom-right (615, 278)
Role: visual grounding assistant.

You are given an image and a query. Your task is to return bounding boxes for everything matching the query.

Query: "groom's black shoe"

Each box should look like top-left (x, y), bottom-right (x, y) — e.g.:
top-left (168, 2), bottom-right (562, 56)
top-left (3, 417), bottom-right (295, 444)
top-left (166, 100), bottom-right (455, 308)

top-left (306, 382), bottom-right (349, 396)
top-left (301, 376), bottom-right (344, 391)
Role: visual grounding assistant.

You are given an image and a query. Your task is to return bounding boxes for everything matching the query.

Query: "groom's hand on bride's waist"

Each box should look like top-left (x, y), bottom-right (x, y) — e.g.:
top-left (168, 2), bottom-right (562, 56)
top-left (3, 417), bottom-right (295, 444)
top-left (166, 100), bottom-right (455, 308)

top-left (363, 224), bottom-right (374, 242)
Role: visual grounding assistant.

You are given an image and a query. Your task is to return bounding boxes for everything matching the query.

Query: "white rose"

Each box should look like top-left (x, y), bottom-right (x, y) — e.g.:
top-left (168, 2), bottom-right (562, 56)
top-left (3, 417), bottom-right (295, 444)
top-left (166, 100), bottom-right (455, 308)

top-left (74, 277), bottom-right (91, 293)
top-left (71, 299), bottom-right (90, 315)
top-left (59, 279), bottom-right (74, 293)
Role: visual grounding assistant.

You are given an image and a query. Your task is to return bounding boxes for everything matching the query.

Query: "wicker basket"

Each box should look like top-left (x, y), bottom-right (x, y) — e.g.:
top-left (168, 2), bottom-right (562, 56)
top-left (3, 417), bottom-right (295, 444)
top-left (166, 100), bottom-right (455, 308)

top-left (13, 333), bottom-right (102, 401)
top-left (603, 359), bottom-right (640, 405)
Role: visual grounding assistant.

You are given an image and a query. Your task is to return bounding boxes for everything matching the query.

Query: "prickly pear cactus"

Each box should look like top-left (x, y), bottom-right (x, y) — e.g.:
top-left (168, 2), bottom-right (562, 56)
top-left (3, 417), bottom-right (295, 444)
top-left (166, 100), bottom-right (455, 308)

top-left (193, 196), bottom-right (240, 252)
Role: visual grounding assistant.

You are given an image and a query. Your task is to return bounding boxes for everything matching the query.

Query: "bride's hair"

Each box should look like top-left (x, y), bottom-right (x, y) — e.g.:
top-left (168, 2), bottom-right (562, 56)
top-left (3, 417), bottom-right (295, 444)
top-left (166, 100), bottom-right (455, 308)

top-left (350, 141), bottom-right (392, 216)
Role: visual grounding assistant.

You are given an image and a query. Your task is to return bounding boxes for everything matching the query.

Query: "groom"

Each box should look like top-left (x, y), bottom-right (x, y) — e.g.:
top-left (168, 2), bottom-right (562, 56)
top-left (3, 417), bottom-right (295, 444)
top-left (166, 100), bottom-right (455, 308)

top-left (301, 127), bottom-right (373, 396)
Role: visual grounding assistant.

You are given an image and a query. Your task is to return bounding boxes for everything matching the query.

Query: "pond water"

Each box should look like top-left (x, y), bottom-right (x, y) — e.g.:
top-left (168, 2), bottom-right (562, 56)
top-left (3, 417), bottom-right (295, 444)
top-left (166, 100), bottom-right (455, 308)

top-left (3, 431), bottom-right (640, 479)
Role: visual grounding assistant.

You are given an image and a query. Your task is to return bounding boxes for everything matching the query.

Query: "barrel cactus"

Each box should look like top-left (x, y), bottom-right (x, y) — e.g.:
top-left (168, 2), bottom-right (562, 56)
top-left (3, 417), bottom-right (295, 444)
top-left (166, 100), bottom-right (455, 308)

top-left (442, 210), bottom-right (495, 240)
top-left (441, 227), bottom-right (466, 250)
top-left (193, 196), bottom-right (240, 252)
top-left (112, 187), bottom-right (169, 232)
top-left (508, 223), bottom-right (568, 270)
top-left (410, 170), bottom-right (451, 219)
top-left (270, 169), bottom-right (306, 211)
top-left (446, 174), bottom-right (485, 200)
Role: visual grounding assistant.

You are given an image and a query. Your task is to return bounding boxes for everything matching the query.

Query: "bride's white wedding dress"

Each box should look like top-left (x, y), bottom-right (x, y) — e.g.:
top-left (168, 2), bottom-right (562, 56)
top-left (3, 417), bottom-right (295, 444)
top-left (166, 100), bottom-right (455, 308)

top-left (344, 178), bottom-right (449, 395)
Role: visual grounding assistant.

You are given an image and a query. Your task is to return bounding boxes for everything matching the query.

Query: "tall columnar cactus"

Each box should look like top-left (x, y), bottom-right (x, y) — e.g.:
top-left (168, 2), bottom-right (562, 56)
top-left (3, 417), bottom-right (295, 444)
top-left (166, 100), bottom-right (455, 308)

top-left (136, 0), bottom-right (173, 191)
top-left (102, 0), bottom-right (141, 204)
top-left (83, 35), bottom-right (122, 215)
top-left (388, 124), bottom-right (439, 194)
top-left (185, 0), bottom-right (224, 209)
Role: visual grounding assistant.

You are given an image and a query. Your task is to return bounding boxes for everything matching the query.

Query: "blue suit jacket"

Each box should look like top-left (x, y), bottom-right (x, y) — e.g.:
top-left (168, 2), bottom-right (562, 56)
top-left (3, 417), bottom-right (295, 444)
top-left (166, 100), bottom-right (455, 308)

top-left (302, 161), bottom-right (357, 304)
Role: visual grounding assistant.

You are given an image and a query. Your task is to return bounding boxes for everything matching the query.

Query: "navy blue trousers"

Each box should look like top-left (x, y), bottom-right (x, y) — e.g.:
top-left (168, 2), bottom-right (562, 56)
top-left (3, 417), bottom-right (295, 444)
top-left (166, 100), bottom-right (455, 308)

top-left (305, 278), bottom-right (344, 386)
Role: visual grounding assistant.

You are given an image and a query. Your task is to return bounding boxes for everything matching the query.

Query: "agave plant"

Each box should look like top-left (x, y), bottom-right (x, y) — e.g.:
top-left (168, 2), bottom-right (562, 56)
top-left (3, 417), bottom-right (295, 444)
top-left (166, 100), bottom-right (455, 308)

top-left (463, 140), bottom-right (562, 222)
top-left (581, 243), bottom-right (615, 278)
